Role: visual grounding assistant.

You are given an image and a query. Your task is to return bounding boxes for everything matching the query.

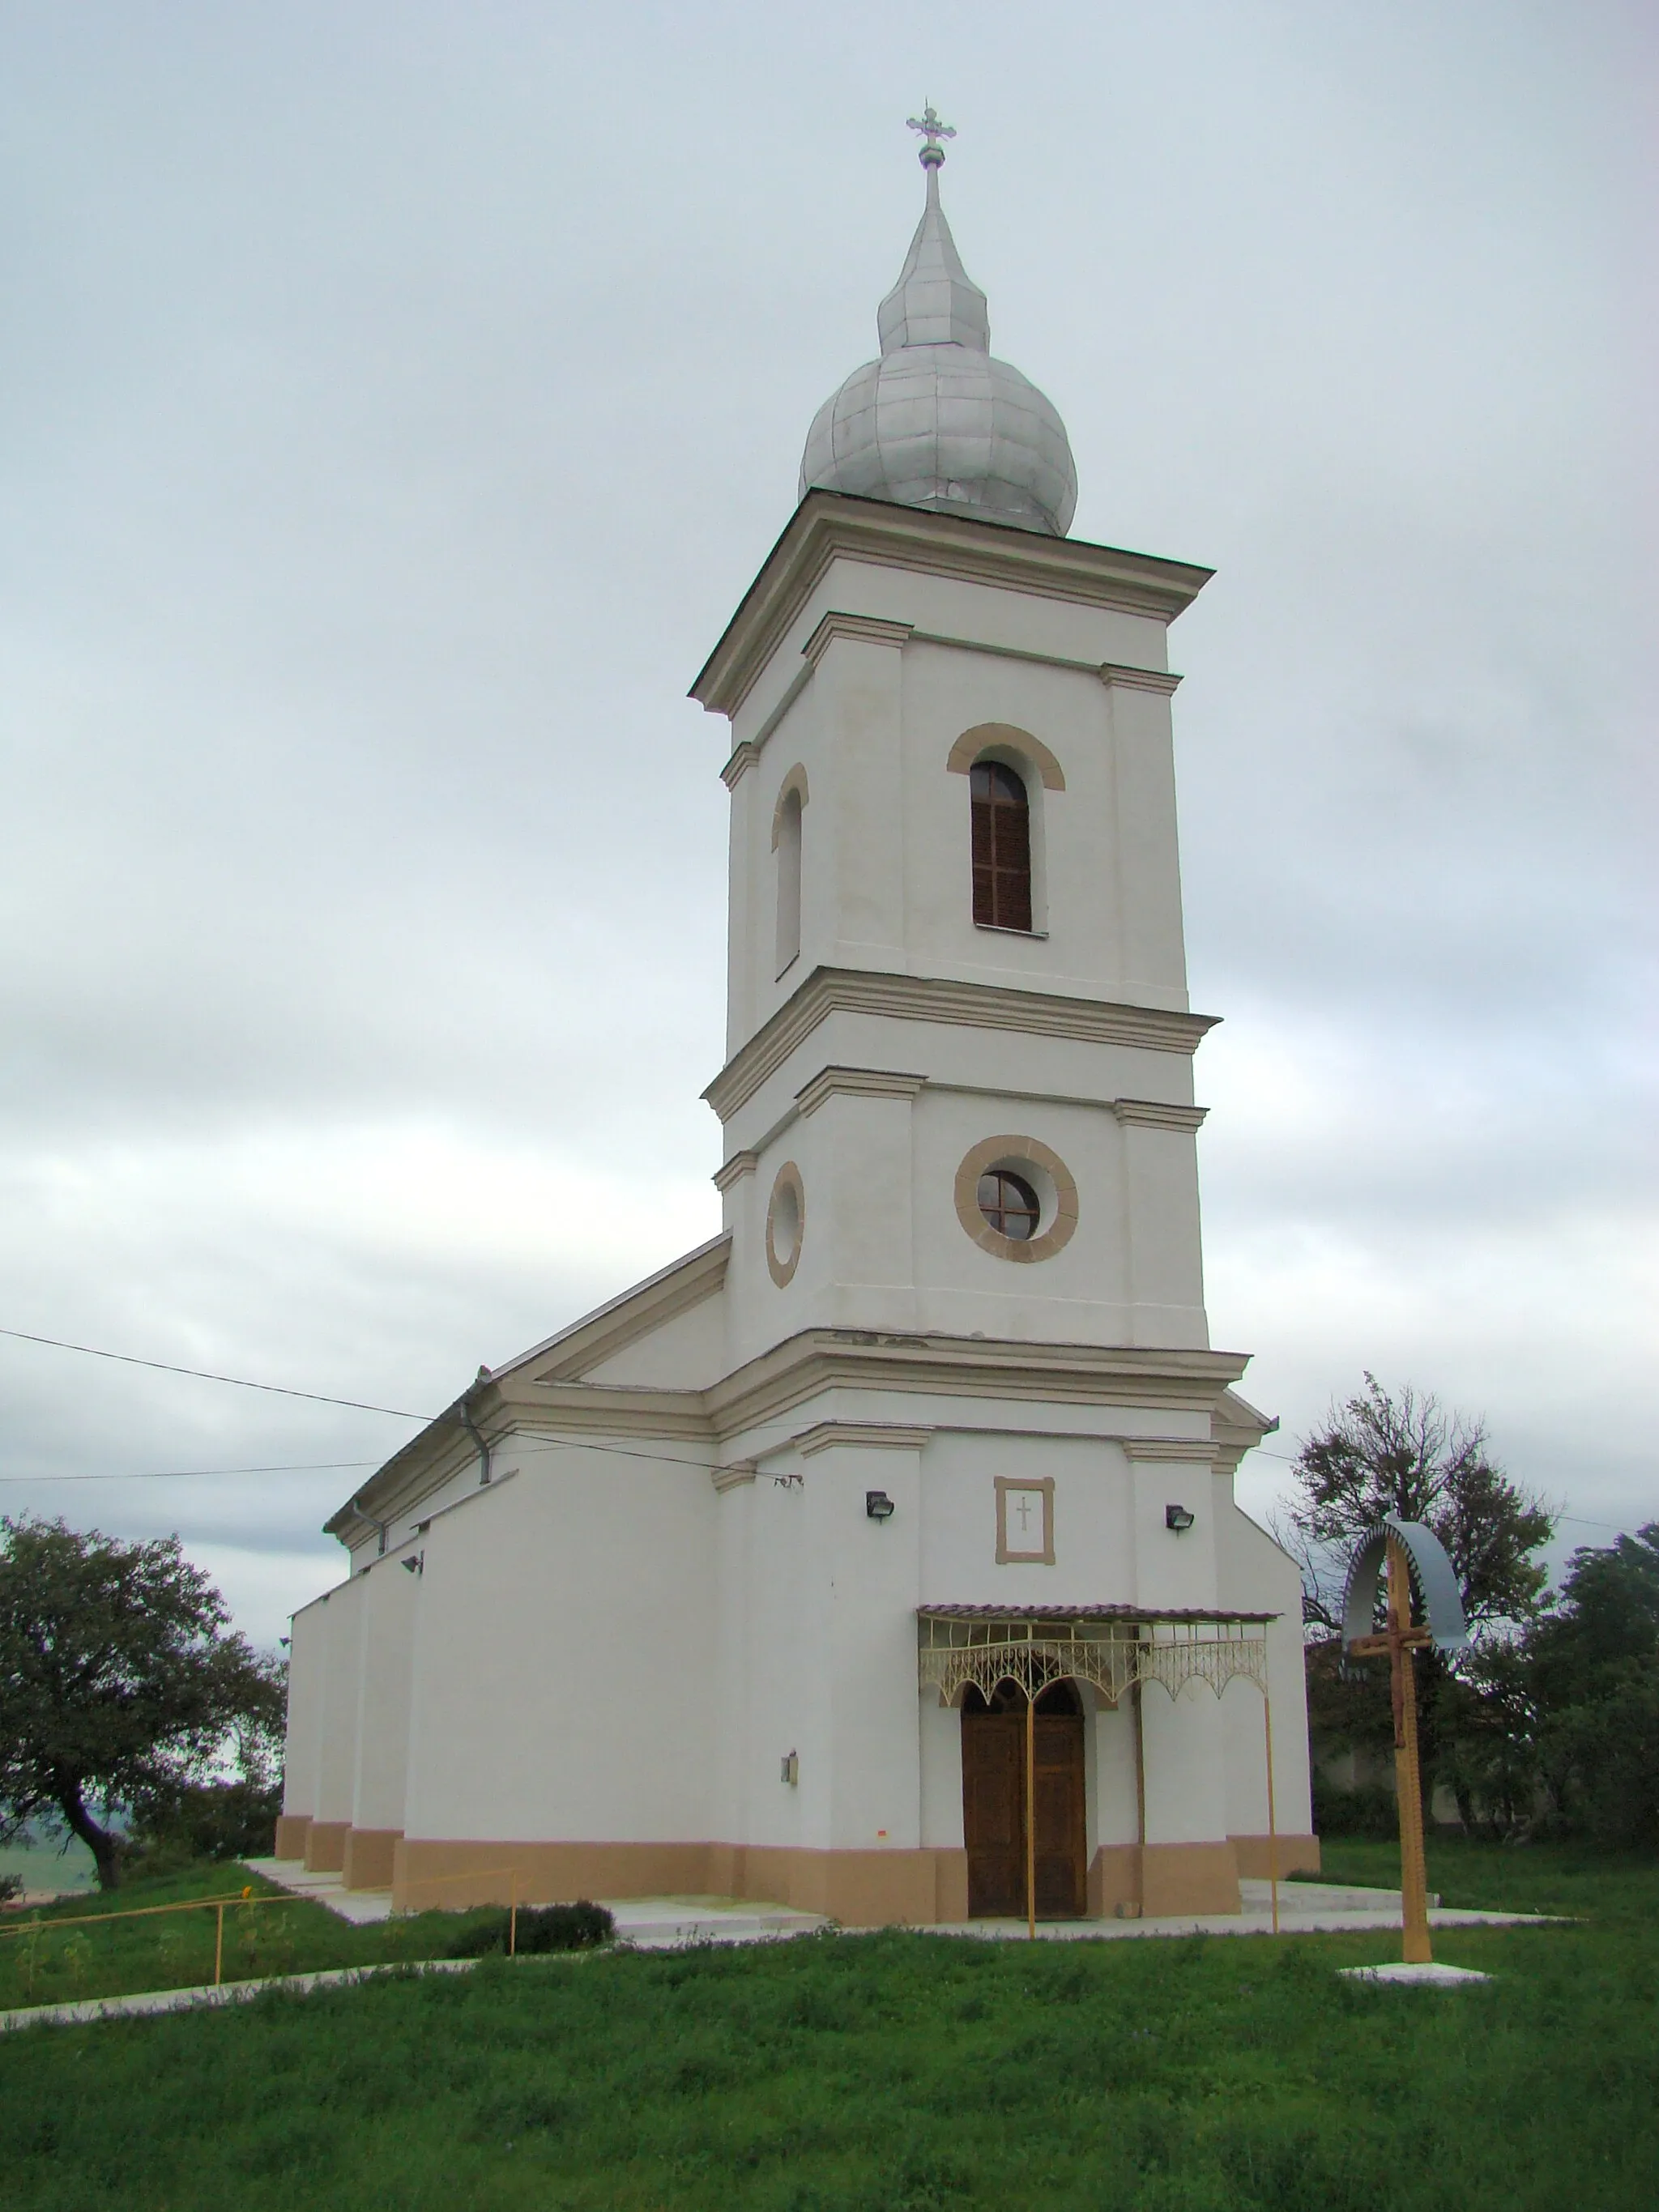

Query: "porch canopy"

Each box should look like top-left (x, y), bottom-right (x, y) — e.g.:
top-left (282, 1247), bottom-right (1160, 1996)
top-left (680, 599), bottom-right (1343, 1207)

top-left (917, 1604), bottom-right (1274, 1707)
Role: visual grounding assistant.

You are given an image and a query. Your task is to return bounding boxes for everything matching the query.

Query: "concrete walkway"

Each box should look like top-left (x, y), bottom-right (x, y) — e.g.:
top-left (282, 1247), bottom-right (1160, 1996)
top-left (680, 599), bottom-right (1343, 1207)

top-left (246, 1858), bottom-right (1550, 1947)
top-left (241, 1858), bottom-right (397, 1924)
top-left (0, 1959), bottom-right (474, 2034)
top-left (243, 1861), bottom-right (830, 1945)
top-left (927, 1878), bottom-right (1553, 1942)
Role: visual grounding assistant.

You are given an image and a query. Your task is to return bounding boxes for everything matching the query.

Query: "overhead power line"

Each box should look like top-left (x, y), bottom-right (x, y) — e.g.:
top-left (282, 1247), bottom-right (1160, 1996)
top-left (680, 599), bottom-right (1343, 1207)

top-left (0, 1326), bottom-right (439, 1422)
top-left (0, 1461), bottom-right (384, 1486)
top-left (0, 1325), bottom-right (1627, 1532)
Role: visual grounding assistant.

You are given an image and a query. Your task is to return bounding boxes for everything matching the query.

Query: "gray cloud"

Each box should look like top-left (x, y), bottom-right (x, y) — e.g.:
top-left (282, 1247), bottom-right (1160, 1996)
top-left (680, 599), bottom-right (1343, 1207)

top-left (2, 1), bottom-right (1652, 1643)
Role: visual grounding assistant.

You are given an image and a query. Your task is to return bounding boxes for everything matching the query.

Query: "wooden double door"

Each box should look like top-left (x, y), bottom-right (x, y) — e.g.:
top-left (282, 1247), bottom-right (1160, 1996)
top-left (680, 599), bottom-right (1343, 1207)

top-left (962, 1681), bottom-right (1087, 1919)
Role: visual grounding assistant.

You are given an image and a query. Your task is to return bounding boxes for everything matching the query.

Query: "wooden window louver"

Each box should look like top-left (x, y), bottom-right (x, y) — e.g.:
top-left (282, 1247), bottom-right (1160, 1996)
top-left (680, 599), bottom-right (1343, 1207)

top-left (970, 761), bottom-right (1033, 931)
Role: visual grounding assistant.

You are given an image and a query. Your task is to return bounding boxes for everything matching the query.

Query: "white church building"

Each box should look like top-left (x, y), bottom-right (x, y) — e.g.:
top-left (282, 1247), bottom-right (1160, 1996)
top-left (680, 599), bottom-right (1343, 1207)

top-left (277, 122), bottom-right (1317, 1925)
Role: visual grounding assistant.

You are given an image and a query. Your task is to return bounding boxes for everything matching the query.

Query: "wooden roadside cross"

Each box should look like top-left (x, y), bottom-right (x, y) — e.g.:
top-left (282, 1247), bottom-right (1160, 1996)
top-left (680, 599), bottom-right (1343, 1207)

top-left (1340, 1518), bottom-right (1468, 1968)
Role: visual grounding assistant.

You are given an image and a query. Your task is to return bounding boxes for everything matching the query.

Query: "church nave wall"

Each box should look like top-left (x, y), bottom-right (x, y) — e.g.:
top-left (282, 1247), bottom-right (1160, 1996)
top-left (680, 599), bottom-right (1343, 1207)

top-left (399, 1442), bottom-right (719, 1848)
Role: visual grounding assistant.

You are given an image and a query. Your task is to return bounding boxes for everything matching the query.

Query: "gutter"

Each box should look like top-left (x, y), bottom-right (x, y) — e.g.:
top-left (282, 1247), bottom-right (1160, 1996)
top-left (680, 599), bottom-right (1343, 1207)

top-left (460, 1366), bottom-right (493, 1488)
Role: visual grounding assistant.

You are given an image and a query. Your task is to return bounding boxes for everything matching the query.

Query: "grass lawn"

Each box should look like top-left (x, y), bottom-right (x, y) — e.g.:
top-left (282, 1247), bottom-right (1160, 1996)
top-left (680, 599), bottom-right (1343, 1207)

top-left (0, 1861), bottom-right (502, 2010)
top-left (0, 1840), bottom-right (1653, 2210)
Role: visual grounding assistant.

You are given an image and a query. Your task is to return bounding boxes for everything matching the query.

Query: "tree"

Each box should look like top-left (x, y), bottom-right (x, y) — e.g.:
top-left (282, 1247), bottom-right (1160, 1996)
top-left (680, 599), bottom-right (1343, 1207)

top-left (0, 1518), bottom-right (283, 1890)
top-left (1277, 1376), bottom-right (1555, 1824)
top-left (1529, 1524), bottom-right (1659, 1848)
top-left (1280, 1375), bottom-right (1554, 1635)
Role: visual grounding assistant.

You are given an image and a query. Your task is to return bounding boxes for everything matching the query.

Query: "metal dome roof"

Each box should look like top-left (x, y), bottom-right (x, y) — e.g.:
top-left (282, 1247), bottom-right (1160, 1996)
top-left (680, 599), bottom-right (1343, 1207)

top-left (799, 121), bottom-right (1077, 538)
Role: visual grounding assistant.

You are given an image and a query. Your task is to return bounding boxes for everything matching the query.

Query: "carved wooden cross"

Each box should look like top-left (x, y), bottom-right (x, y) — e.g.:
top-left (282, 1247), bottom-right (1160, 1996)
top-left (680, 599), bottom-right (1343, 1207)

top-left (1347, 1534), bottom-right (1435, 1963)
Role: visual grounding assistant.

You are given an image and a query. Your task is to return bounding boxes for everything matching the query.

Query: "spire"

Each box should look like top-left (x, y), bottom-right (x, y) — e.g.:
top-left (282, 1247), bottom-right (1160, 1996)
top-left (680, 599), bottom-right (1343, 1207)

top-left (879, 107), bottom-right (989, 356)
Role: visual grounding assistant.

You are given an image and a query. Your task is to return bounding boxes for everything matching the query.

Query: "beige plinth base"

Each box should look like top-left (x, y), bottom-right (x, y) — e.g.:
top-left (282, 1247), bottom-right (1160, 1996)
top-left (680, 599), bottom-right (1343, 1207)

top-left (273, 1813), bottom-right (312, 1860)
top-left (302, 1820), bottom-right (351, 1874)
top-left (385, 1836), bottom-right (1290, 1925)
top-left (342, 1827), bottom-right (402, 1890)
top-left (391, 1839), bottom-right (970, 1925)
top-left (1231, 1832), bottom-right (1320, 1881)
top-left (1140, 1842), bottom-right (1242, 1916)
top-left (1087, 1842), bottom-right (1245, 1916)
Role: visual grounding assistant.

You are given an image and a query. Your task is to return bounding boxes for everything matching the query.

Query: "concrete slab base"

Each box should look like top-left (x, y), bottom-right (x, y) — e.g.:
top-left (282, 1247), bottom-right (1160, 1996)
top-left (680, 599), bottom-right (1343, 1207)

top-left (245, 1857), bottom-right (1551, 1949)
top-left (242, 1859), bottom-right (396, 1924)
top-left (1339, 1961), bottom-right (1494, 1986)
top-left (245, 1861), bottom-right (830, 1946)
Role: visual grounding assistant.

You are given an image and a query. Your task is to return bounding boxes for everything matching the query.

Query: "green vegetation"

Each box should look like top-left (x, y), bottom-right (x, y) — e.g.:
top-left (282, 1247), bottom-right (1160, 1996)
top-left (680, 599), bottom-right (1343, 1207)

top-left (1, 1842), bottom-right (1653, 2210)
top-left (0, 1519), bottom-right (284, 1888)
top-left (0, 1861), bottom-right (506, 2011)
top-left (1278, 1378), bottom-right (1657, 1847)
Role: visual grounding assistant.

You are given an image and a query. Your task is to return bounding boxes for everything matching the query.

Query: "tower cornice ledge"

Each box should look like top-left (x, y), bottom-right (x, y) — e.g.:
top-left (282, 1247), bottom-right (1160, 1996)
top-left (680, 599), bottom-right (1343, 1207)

top-left (706, 1331), bottom-right (1253, 1443)
top-left (690, 490), bottom-right (1214, 722)
top-left (704, 965), bottom-right (1218, 1124)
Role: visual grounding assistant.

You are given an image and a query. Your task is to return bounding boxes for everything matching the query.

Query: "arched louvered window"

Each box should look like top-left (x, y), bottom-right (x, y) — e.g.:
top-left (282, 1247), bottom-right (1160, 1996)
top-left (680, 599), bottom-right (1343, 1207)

top-left (970, 761), bottom-right (1032, 931)
top-left (774, 784), bottom-right (803, 976)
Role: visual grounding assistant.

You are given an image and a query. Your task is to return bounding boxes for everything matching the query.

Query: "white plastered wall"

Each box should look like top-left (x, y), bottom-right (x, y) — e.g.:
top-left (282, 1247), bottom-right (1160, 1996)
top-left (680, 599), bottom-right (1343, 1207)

top-left (719, 1433), bottom-right (928, 1855)
top-left (399, 1451), bottom-right (718, 1845)
top-left (313, 1576), bottom-right (368, 1827)
top-left (1213, 1480), bottom-right (1315, 1837)
top-left (280, 1591), bottom-right (330, 1821)
top-left (1140, 1681), bottom-right (1230, 1847)
top-left (350, 1545), bottom-right (420, 1835)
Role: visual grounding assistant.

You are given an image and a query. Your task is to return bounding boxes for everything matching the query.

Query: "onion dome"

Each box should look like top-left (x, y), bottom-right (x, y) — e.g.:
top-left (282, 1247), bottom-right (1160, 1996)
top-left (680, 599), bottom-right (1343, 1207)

top-left (800, 112), bottom-right (1077, 537)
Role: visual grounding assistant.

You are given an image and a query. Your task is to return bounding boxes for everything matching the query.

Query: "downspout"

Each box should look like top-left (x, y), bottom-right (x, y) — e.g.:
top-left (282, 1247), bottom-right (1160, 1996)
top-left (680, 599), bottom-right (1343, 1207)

top-left (460, 1366), bottom-right (493, 1488)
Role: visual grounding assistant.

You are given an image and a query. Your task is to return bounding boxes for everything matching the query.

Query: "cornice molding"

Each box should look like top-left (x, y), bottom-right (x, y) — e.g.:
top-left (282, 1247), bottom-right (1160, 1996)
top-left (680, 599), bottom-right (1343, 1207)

top-left (504, 1392), bottom-right (712, 1441)
top-left (710, 1460), bottom-right (757, 1493)
top-left (520, 1235), bottom-right (731, 1385)
top-left (326, 1326), bottom-right (1254, 1541)
top-left (795, 1064), bottom-right (928, 1117)
top-left (795, 1421), bottom-right (932, 1457)
top-left (704, 966), bottom-right (1218, 1124)
top-left (719, 741), bottom-right (760, 790)
top-left (1100, 662), bottom-right (1183, 696)
top-left (712, 1149), bottom-right (758, 1191)
top-left (801, 610), bottom-right (915, 668)
top-left (708, 1330), bottom-right (1252, 1443)
top-left (1112, 1098), bottom-right (1209, 1132)
top-left (1119, 1437), bottom-right (1222, 1464)
top-left (689, 492), bottom-right (1214, 722)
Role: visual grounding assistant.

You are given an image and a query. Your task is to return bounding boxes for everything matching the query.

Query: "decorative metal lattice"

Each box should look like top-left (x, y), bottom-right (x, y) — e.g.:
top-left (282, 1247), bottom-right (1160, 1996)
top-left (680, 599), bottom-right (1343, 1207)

top-left (917, 1609), bottom-right (1269, 1707)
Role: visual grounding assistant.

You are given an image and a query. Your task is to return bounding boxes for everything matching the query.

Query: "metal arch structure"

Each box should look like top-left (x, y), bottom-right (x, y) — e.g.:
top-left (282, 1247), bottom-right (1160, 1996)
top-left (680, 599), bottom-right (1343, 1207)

top-left (916, 1608), bottom-right (1272, 1711)
top-left (917, 1603), bottom-right (1286, 1939)
top-left (1341, 1516), bottom-right (1469, 1655)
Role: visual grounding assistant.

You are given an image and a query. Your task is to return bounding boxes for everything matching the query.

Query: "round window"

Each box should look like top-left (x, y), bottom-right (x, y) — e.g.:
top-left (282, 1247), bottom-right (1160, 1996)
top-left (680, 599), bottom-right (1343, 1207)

top-left (953, 1136), bottom-right (1079, 1264)
top-left (977, 1169), bottom-right (1040, 1241)
top-left (765, 1162), bottom-right (805, 1287)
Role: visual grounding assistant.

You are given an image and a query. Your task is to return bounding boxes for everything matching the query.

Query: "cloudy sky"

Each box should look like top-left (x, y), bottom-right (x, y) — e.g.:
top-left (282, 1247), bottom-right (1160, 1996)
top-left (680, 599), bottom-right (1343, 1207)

top-left (2, 2), bottom-right (1653, 1648)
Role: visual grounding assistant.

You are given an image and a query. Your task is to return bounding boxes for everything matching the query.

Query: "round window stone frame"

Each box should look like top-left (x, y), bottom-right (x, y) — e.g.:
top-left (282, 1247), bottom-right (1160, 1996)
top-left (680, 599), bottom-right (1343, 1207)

top-left (766, 1161), bottom-right (807, 1287)
top-left (954, 1136), bottom-right (1078, 1264)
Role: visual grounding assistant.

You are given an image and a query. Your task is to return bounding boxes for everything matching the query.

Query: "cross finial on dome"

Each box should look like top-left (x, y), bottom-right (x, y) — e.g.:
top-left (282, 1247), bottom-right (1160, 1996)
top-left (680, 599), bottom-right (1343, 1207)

top-left (906, 104), bottom-right (955, 170)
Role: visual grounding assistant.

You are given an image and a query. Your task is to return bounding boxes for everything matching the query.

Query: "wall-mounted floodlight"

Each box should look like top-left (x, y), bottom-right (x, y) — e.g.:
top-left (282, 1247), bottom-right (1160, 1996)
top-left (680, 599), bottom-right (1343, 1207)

top-left (866, 1491), bottom-right (895, 1521)
top-left (401, 1552), bottom-right (424, 1575)
top-left (1165, 1503), bottom-right (1196, 1533)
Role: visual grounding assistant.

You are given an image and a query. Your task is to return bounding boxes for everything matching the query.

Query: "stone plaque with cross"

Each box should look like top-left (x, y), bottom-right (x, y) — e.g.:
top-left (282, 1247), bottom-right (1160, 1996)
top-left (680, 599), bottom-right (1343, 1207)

top-left (995, 1477), bottom-right (1055, 1565)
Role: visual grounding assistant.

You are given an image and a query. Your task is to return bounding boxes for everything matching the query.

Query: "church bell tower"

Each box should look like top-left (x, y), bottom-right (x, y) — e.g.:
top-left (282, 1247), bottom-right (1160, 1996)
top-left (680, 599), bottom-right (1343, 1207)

top-left (694, 113), bottom-right (1218, 1390)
